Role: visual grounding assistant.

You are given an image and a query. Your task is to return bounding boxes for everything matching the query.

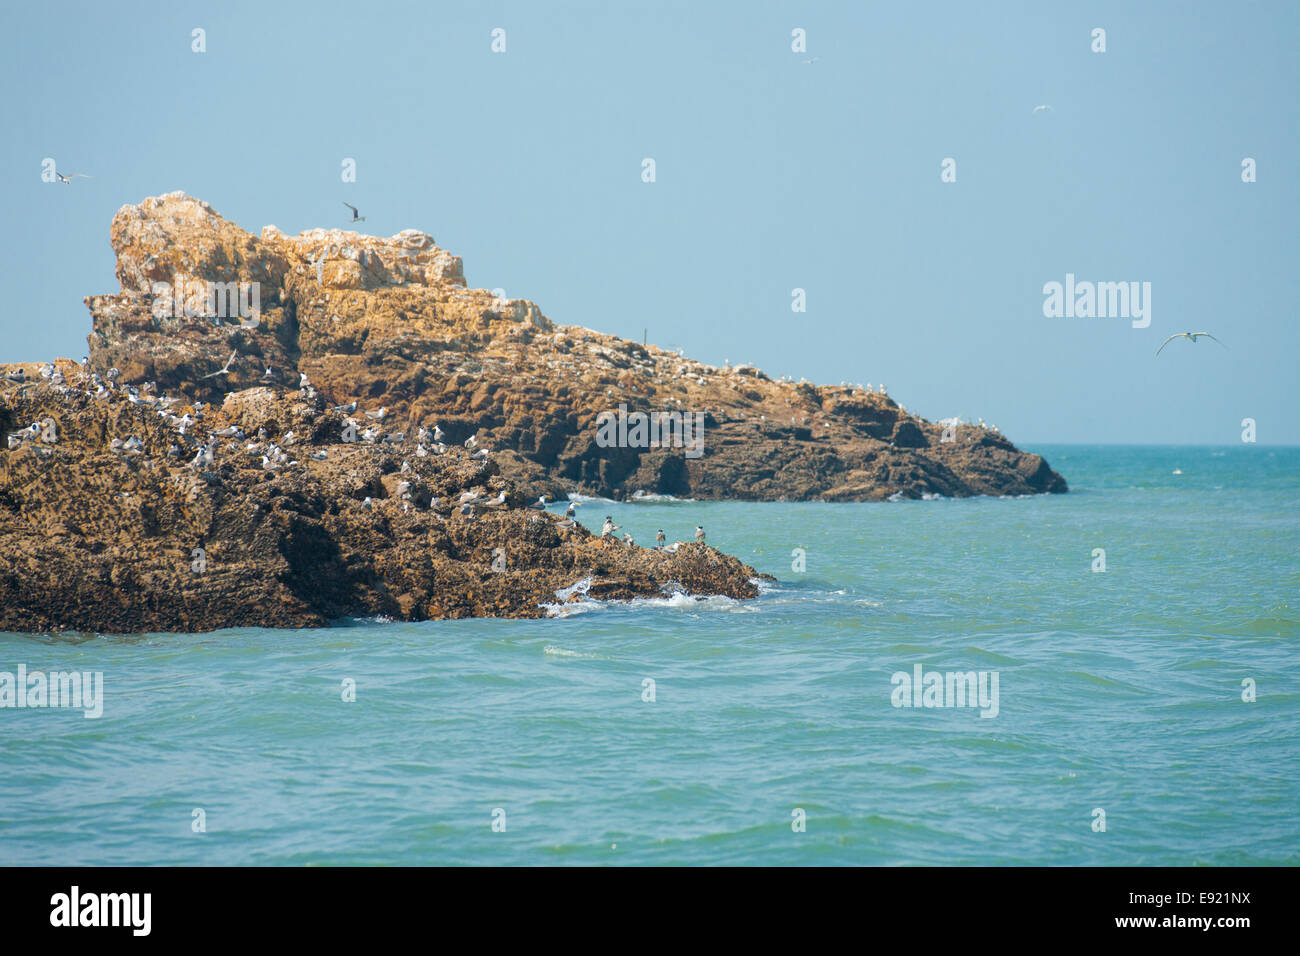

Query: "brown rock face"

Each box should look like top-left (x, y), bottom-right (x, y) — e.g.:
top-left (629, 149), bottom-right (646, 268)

top-left (83, 192), bottom-right (1065, 502)
top-left (0, 372), bottom-right (761, 634)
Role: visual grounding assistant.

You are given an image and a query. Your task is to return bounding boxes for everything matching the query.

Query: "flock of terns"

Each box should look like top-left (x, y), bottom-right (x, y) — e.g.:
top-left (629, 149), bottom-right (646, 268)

top-left (595, 513), bottom-right (706, 551)
top-left (3, 360), bottom-right (714, 555)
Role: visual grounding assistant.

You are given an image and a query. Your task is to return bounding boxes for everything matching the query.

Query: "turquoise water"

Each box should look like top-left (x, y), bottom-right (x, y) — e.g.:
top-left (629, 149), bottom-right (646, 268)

top-left (1, 445), bottom-right (1297, 865)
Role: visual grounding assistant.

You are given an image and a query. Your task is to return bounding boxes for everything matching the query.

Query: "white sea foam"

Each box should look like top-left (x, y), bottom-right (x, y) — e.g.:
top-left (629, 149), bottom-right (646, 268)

top-left (543, 644), bottom-right (601, 658)
top-left (628, 490), bottom-right (694, 503)
top-left (626, 591), bottom-right (753, 612)
top-left (540, 587), bottom-right (756, 617)
top-left (542, 601), bottom-right (598, 618)
top-left (554, 575), bottom-right (593, 602)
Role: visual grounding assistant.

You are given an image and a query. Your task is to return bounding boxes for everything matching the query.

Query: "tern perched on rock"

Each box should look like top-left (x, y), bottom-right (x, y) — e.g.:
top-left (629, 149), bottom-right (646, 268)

top-left (479, 490), bottom-right (508, 509)
top-left (601, 516), bottom-right (619, 537)
top-left (695, 525), bottom-right (706, 543)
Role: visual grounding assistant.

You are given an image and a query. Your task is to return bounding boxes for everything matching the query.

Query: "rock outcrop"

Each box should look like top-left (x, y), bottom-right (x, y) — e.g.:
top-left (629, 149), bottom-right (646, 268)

top-left (0, 191), bottom-right (1068, 633)
top-left (82, 192), bottom-right (1066, 503)
top-left (0, 366), bottom-right (760, 633)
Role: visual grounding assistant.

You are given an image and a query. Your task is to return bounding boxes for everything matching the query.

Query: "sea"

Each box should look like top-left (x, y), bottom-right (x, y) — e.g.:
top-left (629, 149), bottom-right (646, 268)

top-left (1, 445), bottom-right (1296, 865)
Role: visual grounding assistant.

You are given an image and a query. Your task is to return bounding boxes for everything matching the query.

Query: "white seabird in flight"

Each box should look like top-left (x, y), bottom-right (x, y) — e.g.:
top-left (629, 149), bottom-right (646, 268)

top-left (201, 351), bottom-right (238, 378)
top-left (55, 172), bottom-right (91, 184)
top-left (343, 202), bottom-right (366, 223)
top-left (1033, 105), bottom-right (1053, 114)
top-left (1154, 331), bottom-right (1226, 357)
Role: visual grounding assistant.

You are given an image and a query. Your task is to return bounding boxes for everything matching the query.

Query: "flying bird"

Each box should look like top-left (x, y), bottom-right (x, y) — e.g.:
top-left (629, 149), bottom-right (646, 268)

top-left (1032, 105), bottom-right (1053, 114)
top-left (1154, 332), bottom-right (1226, 357)
top-left (201, 351), bottom-right (239, 378)
top-left (55, 172), bottom-right (91, 184)
top-left (343, 202), bottom-right (365, 223)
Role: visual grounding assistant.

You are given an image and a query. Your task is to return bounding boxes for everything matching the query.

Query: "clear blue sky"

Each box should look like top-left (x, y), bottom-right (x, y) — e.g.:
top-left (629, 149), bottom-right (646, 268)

top-left (2, 0), bottom-right (1296, 444)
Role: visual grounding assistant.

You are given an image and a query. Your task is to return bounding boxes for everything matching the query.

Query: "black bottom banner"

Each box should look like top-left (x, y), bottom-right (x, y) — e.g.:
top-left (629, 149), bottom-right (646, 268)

top-left (0, 865), bottom-right (1283, 943)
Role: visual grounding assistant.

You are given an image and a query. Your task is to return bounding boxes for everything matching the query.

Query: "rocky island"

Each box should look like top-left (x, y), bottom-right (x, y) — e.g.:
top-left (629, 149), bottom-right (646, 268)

top-left (0, 192), bottom-right (1065, 633)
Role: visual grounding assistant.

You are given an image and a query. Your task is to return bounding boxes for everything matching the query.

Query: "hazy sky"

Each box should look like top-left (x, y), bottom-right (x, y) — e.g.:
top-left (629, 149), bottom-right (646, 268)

top-left (2, 0), bottom-right (1296, 444)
